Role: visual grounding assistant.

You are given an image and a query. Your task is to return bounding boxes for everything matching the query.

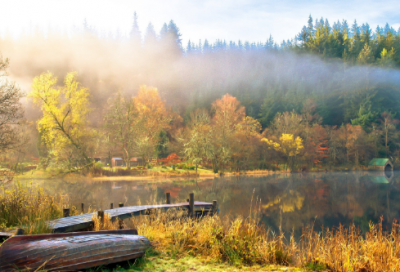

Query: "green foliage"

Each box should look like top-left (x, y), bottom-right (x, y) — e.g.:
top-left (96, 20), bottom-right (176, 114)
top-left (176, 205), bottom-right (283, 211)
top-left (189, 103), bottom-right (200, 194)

top-left (305, 261), bottom-right (326, 271)
top-left (156, 130), bottom-right (169, 158)
top-left (94, 161), bottom-right (104, 169)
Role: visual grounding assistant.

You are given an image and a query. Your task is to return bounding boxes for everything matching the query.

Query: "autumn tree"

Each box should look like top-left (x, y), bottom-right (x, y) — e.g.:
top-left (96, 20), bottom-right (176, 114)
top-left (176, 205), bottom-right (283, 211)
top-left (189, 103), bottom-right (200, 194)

top-left (345, 124), bottom-right (373, 167)
top-left (380, 112), bottom-right (399, 157)
top-left (271, 111), bottom-right (304, 136)
top-left (183, 109), bottom-right (213, 173)
top-left (211, 94), bottom-right (245, 173)
top-left (104, 91), bottom-right (136, 168)
top-left (29, 72), bottom-right (94, 168)
top-left (262, 134), bottom-right (304, 170)
top-left (232, 116), bottom-right (262, 171)
top-left (133, 85), bottom-right (171, 164)
top-left (0, 55), bottom-right (24, 152)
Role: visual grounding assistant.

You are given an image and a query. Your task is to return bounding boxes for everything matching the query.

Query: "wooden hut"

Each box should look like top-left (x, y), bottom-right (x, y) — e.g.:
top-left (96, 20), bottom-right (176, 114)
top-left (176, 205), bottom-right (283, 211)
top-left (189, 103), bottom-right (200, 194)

top-left (130, 157), bottom-right (143, 166)
top-left (111, 157), bottom-right (124, 167)
top-left (368, 158), bottom-right (393, 171)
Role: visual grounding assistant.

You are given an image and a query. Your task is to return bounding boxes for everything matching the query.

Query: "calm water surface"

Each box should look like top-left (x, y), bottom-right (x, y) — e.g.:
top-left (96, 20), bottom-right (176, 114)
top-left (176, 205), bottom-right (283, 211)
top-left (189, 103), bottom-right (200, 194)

top-left (31, 171), bottom-right (400, 235)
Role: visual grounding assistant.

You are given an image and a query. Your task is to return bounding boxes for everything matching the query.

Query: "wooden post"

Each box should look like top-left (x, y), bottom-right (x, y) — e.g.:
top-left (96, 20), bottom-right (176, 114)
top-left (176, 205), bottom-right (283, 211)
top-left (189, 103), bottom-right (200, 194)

top-left (97, 210), bottom-right (104, 225)
top-left (189, 193), bottom-right (194, 217)
top-left (166, 192), bottom-right (171, 204)
top-left (16, 228), bottom-right (24, 235)
top-left (212, 200), bottom-right (218, 215)
top-left (63, 208), bottom-right (70, 217)
top-left (110, 203), bottom-right (114, 209)
top-left (81, 203), bottom-right (84, 213)
top-left (118, 203), bottom-right (124, 229)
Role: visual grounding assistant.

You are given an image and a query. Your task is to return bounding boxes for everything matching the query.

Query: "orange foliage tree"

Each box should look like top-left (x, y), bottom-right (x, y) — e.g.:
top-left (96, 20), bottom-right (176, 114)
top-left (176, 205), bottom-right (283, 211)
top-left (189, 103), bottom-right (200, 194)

top-left (211, 94), bottom-right (246, 173)
top-left (133, 85), bottom-right (172, 163)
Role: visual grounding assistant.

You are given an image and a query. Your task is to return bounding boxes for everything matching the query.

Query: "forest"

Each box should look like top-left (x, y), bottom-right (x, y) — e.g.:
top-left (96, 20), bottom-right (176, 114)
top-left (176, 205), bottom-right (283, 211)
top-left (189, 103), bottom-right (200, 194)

top-left (1, 14), bottom-right (400, 173)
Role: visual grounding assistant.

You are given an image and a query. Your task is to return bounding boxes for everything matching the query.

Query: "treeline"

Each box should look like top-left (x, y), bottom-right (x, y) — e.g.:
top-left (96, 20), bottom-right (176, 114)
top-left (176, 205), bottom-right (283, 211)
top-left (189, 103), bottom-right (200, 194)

top-left (1, 14), bottom-right (400, 171)
top-left (23, 72), bottom-right (400, 172)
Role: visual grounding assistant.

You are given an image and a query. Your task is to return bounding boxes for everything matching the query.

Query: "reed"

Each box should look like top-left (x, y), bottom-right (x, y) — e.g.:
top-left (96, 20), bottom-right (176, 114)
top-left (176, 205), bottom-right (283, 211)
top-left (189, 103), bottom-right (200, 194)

top-left (126, 208), bottom-right (293, 266)
top-left (0, 182), bottom-right (70, 234)
top-left (127, 210), bottom-right (400, 271)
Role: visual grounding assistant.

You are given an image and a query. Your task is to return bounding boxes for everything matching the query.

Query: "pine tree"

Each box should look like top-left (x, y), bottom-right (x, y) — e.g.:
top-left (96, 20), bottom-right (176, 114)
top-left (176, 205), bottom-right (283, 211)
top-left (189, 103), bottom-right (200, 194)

top-left (266, 35), bottom-right (274, 49)
top-left (186, 40), bottom-right (192, 53)
top-left (167, 20), bottom-right (182, 48)
top-left (129, 12), bottom-right (141, 46)
top-left (307, 15), bottom-right (314, 39)
top-left (144, 22), bottom-right (157, 47)
top-left (159, 23), bottom-right (168, 41)
top-left (203, 39), bottom-right (210, 52)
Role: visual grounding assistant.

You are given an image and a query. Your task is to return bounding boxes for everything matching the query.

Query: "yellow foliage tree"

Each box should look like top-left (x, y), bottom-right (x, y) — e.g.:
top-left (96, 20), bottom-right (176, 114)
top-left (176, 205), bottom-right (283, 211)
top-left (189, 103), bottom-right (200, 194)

top-left (262, 133), bottom-right (304, 170)
top-left (29, 72), bottom-right (94, 167)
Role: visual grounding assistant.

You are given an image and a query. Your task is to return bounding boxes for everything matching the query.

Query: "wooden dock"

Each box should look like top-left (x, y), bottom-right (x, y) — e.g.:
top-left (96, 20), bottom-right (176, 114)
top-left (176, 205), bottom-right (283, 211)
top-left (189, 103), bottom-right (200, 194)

top-left (49, 201), bottom-right (215, 233)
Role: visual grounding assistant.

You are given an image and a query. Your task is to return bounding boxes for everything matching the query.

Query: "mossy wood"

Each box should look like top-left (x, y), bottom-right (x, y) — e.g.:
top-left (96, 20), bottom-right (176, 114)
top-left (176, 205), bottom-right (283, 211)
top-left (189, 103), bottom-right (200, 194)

top-left (48, 201), bottom-right (213, 233)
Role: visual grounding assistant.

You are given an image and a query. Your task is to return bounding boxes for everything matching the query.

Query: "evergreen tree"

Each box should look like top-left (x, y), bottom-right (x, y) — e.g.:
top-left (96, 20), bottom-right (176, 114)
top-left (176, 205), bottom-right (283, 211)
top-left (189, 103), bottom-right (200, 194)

top-left (186, 40), bottom-right (192, 53)
top-left (307, 15), bottom-right (314, 38)
top-left (266, 35), bottom-right (274, 49)
top-left (129, 12), bottom-right (141, 46)
top-left (159, 23), bottom-right (168, 41)
top-left (144, 22), bottom-right (157, 47)
top-left (167, 20), bottom-right (182, 48)
top-left (203, 39), bottom-right (210, 52)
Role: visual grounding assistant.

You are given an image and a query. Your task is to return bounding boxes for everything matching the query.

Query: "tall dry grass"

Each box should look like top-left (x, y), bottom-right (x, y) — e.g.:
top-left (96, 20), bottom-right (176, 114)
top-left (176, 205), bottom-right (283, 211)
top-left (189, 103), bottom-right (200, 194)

top-left (0, 182), bottom-right (70, 234)
top-left (93, 208), bottom-right (400, 271)
top-left (128, 208), bottom-right (294, 266)
top-left (298, 217), bottom-right (400, 271)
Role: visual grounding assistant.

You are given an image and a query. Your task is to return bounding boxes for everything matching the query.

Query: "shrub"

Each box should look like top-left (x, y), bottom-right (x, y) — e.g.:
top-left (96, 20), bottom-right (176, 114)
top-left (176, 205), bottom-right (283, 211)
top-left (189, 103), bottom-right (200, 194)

top-left (94, 161), bottom-right (104, 169)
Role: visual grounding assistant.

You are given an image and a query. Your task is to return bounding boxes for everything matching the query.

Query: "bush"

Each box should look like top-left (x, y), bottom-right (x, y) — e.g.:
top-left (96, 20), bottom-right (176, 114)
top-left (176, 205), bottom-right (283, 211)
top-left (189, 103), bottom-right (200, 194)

top-left (94, 161), bottom-right (104, 169)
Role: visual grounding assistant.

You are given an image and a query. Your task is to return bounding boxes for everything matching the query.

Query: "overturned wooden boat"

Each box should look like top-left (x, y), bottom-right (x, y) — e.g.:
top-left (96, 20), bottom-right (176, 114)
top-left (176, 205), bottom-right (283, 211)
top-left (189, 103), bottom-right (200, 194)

top-left (0, 229), bottom-right (151, 271)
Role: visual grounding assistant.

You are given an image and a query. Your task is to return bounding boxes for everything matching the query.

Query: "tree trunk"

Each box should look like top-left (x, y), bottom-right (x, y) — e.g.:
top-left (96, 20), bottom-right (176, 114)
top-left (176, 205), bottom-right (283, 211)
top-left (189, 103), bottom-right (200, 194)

top-left (355, 150), bottom-right (359, 167)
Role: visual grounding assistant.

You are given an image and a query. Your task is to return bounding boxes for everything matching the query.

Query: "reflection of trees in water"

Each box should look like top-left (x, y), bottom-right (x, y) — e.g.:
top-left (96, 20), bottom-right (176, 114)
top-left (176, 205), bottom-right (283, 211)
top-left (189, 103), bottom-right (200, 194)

top-left (37, 172), bottom-right (400, 235)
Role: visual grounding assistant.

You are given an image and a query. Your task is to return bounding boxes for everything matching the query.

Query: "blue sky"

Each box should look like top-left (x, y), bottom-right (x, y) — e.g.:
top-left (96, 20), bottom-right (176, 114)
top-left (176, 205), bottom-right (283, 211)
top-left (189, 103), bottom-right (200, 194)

top-left (0, 0), bottom-right (399, 45)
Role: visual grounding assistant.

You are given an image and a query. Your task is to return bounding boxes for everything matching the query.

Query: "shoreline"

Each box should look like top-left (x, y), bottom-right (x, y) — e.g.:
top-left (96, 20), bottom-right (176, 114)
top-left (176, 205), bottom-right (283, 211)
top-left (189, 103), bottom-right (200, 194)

top-left (12, 168), bottom-right (373, 182)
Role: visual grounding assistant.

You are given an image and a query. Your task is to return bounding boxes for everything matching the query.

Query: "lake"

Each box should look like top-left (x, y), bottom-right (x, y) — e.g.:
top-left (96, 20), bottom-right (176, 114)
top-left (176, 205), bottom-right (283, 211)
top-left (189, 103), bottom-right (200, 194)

top-left (28, 171), bottom-right (400, 236)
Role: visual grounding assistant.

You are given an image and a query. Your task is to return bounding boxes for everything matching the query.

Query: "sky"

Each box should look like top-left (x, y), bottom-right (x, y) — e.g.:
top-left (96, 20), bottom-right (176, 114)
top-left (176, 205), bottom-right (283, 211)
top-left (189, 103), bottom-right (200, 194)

top-left (0, 0), bottom-right (400, 46)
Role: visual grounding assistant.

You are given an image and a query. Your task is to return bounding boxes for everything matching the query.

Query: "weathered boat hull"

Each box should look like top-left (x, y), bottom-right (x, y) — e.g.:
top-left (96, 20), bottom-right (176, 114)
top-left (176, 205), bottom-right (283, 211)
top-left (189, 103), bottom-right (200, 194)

top-left (0, 229), bottom-right (151, 271)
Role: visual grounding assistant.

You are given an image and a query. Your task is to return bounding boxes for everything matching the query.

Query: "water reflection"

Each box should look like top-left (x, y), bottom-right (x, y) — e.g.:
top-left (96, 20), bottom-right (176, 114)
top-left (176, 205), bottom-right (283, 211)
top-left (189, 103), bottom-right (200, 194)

top-left (29, 172), bottom-right (400, 235)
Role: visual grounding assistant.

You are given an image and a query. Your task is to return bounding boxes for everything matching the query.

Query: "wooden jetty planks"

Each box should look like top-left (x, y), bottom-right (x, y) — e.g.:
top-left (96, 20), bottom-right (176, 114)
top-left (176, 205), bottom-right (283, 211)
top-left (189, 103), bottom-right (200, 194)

top-left (48, 201), bottom-right (213, 233)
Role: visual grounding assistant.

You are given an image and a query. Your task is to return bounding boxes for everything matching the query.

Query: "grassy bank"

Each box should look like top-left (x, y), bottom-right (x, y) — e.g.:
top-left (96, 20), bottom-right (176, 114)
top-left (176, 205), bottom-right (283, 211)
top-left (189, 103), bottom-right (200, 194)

top-left (13, 165), bottom-right (371, 182)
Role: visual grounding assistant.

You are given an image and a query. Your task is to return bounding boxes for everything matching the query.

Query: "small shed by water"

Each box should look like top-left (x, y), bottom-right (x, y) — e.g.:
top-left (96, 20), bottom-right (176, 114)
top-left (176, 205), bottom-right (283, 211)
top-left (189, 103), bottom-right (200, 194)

top-left (130, 157), bottom-right (143, 166)
top-left (111, 157), bottom-right (125, 167)
top-left (368, 158), bottom-right (393, 171)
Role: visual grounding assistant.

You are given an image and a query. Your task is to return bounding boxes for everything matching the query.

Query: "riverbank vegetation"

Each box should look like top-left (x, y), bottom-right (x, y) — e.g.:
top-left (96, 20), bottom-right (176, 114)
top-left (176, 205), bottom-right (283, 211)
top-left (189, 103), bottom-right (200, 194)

top-left (0, 182), bottom-right (77, 234)
top-left (2, 15), bottom-right (400, 178)
top-left (91, 208), bottom-right (400, 271)
top-left (2, 184), bottom-right (400, 271)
